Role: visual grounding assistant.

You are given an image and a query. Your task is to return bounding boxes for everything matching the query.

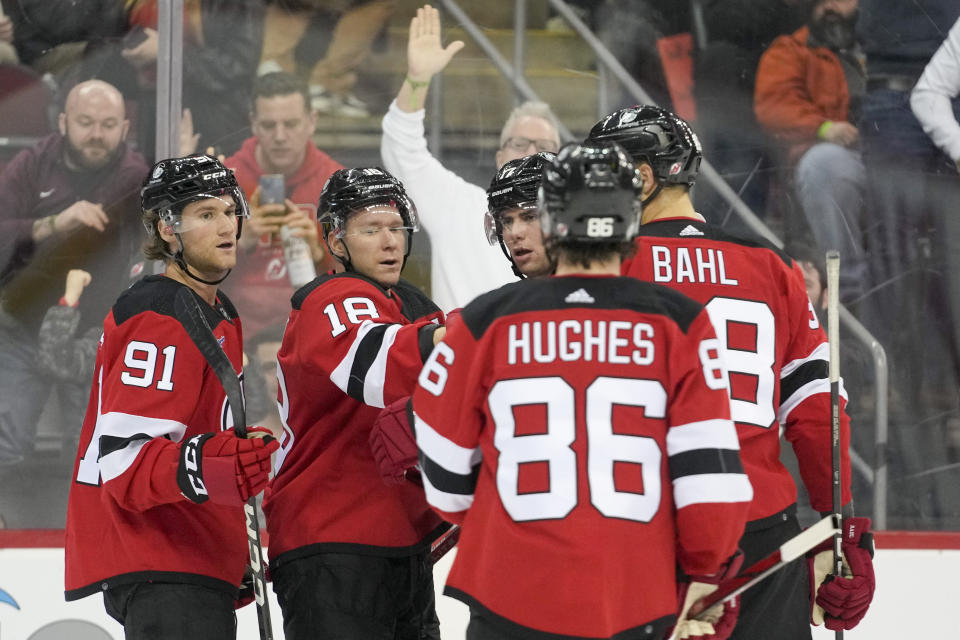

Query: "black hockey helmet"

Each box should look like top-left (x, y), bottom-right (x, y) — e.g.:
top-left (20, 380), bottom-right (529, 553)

top-left (317, 167), bottom-right (418, 264)
top-left (484, 152), bottom-right (555, 278)
top-left (484, 152), bottom-right (554, 245)
top-left (539, 141), bottom-right (643, 244)
top-left (587, 105), bottom-right (702, 189)
top-left (141, 153), bottom-right (249, 238)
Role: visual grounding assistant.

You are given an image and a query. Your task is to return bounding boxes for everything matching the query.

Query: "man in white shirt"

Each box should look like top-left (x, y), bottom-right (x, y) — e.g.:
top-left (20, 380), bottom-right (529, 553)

top-left (910, 16), bottom-right (960, 171)
top-left (380, 3), bottom-right (561, 311)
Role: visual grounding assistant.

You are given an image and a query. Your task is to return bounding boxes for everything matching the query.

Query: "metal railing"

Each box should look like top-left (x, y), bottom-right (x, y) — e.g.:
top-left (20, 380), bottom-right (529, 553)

top-left (438, 0), bottom-right (889, 528)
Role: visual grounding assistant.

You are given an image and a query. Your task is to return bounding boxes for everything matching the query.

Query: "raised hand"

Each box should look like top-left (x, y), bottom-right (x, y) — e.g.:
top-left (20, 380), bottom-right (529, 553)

top-left (407, 4), bottom-right (465, 83)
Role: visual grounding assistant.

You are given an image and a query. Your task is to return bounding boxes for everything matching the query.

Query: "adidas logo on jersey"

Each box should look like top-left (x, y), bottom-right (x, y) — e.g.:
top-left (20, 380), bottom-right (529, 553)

top-left (564, 288), bottom-right (595, 304)
top-left (679, 225), bottom-right (704, 237)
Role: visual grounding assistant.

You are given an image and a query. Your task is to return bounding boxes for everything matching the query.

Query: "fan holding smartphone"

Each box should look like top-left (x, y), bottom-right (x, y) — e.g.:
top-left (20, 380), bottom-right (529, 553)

top-left (258, 174), bottom-right (317, 289)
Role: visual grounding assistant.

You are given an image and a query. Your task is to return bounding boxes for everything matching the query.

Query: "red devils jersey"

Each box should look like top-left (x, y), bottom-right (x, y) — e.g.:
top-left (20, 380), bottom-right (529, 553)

top-left (65, 276), bottom-right (247, 601)
top-left (412, 275), bottom-right (752, 638)
top-left (263, 273), bottom-right (447, 569)
top-left (622, 219), bottom-right (852, 522)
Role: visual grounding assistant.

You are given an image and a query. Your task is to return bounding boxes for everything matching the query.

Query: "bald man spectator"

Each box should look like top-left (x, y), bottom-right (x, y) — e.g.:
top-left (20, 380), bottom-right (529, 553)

top-left (0, 79), bottom-right (148, 467)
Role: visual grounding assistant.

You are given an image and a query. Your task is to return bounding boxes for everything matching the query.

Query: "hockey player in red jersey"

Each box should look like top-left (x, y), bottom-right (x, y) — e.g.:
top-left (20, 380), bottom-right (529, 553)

top-left (484, 151), bottom-right (557, 279)
top-left (412, 142), bottom-right (753, 639)
top-left (263, 167), bottom-right (449, 639)
top-left (64, 154), bottom-right (279, 639)
top-left (588, 105), bottom-right (876, 637)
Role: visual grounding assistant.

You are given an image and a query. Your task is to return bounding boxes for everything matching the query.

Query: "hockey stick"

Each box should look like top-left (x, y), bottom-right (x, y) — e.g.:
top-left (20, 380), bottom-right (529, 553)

top-left (825, 249), bottom-right (843, 640)
top-left (430, 524), bottom-right (460, 564)
top-left (688, 515), bottom-right (841, 620)
top-left (405, 468), bottom-right (460, 564)
top-left (174, 287), bottom-right (274, 640)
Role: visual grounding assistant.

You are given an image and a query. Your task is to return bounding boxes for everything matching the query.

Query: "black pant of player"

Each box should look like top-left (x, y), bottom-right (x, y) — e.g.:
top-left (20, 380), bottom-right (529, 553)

top-left (104, 582), bottom-right (237, 639)
top-left (272, 550), bottom-right (440, 640)
top-left (730, 506), bottom-right (812, 640)
top-left (467, 608), bottom-right (668, 640)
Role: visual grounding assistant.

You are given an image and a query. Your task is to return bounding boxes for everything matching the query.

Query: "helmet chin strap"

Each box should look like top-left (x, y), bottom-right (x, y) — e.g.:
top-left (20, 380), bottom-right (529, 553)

top-left (172, 232), bottom-right (231, 286)
top-left (641, 183), bottom-right (664, 208)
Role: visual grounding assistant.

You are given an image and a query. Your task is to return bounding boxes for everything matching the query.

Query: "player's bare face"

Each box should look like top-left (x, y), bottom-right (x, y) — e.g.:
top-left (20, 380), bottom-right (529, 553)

top-left (177, 196), bottom-right (239, 277)
top-left (252, 93), bottom-right (316, 176)
top-left (341, 206), bottom-right (407, 288)
top-left (501, 207), bottom-right (551, 277)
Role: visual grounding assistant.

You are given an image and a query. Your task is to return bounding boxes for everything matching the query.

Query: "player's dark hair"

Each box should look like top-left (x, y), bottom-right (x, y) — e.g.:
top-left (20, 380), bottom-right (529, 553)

top-left (785, 241), bottom-right (826, 288)
top-left (251, 71), bottom-right (311, 116)
top-left (552, 240), bottom-right (636, 270)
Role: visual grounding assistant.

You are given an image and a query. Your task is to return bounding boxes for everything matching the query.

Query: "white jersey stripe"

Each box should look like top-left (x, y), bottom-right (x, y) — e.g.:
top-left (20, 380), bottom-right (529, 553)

top-left (673, 472), bottom-right (753, 509)
top-left (778, 378), bottom-right (848, 424)
top-left (363, 324), bottom-right (401, 409)
top-left (98, 412), bottom-right (188, 482)
top-left (422, 468), bottom-right (474, 514)
top-left (414, 411), bottom-right (482, 475)
top-left (781, 342), bottom-right (829, 379)
top-left (666, 418), bottom-right (741, 456)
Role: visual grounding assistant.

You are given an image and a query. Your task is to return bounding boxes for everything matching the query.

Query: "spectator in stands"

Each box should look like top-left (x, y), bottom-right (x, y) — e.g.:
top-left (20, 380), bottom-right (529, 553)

top-left (785, 241), bottom-right (828, 314)
top-left (222, 71), bottom-right (342, 335)
top-left (3, 0), bottom-right (125, 77)
top-left (755, 0), bottom-right (867, 304)
top-left (121, 0), bottom-right (264, 158)
top-left (259, 0), bottom-right (396, 118)
top-left (857, 0), bottom-right (960, 524)
top-left (911, 16), bottom-right (960, 173)
top-left (0, 79), bottom-right (148, 467)
top-left (692, 0), bottom-right (812, 227)
top-left (381, 4), bottom-right (561, 311)
top-left (0, 5), bottom-right (17, 64)
top-left (241, 322), bottom-right (286, 439)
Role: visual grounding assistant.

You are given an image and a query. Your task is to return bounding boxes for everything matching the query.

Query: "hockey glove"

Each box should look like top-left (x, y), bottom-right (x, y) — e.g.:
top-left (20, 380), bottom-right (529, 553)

top-left (670, 551), bottom-right (743, 640)
top-left (807, 517), bottom-right (875, 631)
top-left (369, 396), bottom-right (419, 485)
top-left (178, 427), bottom-right (278, 506)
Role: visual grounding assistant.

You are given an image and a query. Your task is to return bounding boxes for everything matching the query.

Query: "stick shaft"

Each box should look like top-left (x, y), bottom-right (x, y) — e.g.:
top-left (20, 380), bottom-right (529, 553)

top-left (174, 288), bottom-right (274, 640)
top-left (825, 250), bottom-right (843, 640)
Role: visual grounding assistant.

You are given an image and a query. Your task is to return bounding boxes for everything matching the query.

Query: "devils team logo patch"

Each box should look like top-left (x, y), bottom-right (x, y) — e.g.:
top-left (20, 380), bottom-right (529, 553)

top-left (669, 161), bottom-right (683, 176)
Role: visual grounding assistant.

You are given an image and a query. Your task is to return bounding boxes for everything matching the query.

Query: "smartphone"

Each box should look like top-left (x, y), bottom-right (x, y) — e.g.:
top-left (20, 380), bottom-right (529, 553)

top-left (122, 26), bottom-right (149, 50)
top-left (259, 174), bottom-right (286, 206)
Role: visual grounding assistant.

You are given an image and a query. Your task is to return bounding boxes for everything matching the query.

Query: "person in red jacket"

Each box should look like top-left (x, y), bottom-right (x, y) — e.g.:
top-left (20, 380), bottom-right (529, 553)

top-left (223, 71), bottom-right (344, 335)
top-left (754, 0), bottom-right (867, 304)
top-left (263, 166), bottom-right (448, 640)
top-left (64, 154), bottom-right (278, 639)
top-left (589, 105), bottom-right (876, 639)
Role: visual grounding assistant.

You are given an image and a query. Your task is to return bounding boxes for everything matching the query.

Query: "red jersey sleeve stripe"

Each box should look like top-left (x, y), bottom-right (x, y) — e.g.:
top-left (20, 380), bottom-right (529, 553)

top-left (99, 412), bottom-right (188, 481)
top-left (673, 473), bottom-right (753, 509)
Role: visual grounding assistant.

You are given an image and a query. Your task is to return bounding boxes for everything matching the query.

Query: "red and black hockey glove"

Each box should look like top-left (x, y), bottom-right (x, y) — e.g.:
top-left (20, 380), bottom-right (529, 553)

top-left (178, 427), bottom-right (278, 506)
top-left (369, 396), bottom-right (419, 485)
top-left (670, 551), bottom-right (743, 640)
top-left (807, 517), bottom-right (875, 631)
